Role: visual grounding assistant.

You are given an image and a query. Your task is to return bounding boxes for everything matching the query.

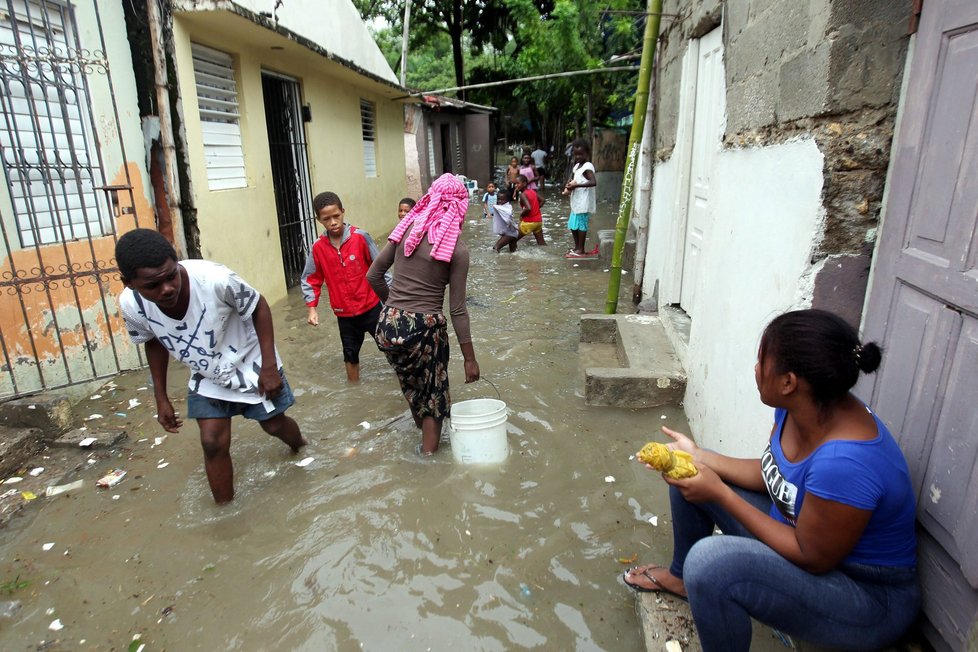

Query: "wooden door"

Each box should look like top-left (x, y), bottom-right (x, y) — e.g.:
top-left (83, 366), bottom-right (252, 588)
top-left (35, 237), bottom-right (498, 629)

top-left (860, 1), bottom-right (978, 648)
top-left (679, 26), bottom-right (724, 316)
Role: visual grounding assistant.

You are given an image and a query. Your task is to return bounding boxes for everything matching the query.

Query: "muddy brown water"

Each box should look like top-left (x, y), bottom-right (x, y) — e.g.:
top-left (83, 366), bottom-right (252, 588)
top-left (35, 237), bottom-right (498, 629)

top-left (0, 196), bottom-right (690, 650)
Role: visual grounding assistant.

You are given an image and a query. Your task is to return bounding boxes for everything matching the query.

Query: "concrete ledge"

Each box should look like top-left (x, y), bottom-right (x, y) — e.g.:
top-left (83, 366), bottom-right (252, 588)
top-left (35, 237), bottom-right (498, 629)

top-left (51, 427), bottom-right (128, 449)
top-left (581, 314), bottom-right (686, 408)
top-left (638, 593), bottom-right (699, 651)
top-left (580, 314), bottom-right (618, 344)
top-left (598, 229), bottom-right (636, 268)
top-left (0, 395), bottom-right (72, 435)
top-left (0, 426), bottom-right (45, 478)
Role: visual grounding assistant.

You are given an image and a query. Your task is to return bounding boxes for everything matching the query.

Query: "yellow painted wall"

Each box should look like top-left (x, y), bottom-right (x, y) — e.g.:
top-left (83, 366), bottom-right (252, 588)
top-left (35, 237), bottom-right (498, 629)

top-left (173, 15), bottom-right (407, 305)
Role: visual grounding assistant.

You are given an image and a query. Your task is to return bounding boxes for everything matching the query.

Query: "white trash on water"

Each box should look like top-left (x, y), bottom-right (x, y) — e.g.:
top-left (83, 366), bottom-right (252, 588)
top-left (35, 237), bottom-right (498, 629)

top-left (604, 475), bottom-right (615, 483)
top-left (294, 457), bottom-right (314, 468)
top-left (42, 542), bottom-right (55, 551)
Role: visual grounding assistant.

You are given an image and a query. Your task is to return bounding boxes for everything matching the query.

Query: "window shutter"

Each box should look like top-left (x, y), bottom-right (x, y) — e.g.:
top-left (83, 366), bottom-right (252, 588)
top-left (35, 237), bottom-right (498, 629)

top-left (360, 99), bottom-right (377, 178)
top-left (191, 43), bottom-right (246, 190)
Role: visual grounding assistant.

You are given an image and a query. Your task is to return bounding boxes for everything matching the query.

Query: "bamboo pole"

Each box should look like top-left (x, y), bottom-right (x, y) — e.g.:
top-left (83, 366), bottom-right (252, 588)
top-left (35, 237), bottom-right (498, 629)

top-left (604, 0), bottom-right (662, 313)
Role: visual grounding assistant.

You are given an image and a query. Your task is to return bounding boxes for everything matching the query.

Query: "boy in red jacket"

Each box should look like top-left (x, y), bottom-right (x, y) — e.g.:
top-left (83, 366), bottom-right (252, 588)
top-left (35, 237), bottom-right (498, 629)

top-left (301, 192), bottom-right (384, 382)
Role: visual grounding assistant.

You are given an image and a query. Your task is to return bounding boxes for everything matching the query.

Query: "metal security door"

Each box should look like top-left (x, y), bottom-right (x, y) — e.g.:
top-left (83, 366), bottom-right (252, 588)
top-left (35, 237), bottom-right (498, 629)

top-left (261, 71), bottom-right (314, 288)
top-left (859, 1), bottom-right (978, 648)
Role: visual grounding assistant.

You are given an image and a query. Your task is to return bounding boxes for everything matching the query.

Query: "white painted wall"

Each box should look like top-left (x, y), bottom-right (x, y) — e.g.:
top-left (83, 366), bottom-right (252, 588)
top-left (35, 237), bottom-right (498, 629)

top-left (643, 139), bottom-right (825, 455)
top-left (176, 0), bottom-right (398, 83)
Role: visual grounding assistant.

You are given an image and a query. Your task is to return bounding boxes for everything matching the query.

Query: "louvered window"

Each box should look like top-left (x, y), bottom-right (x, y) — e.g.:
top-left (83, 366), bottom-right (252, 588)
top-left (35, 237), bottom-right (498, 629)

top-left (359, 99), bottom-right (376, 178)
top-left (0, 0), bottom-right (108, 247)
top-left (191, 43), bottom-right (246, 190)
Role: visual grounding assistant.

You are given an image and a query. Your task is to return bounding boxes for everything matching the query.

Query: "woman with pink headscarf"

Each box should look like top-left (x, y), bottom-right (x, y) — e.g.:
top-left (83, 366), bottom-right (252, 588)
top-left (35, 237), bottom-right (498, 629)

top-left (367, 174), bottom-right (480, 456)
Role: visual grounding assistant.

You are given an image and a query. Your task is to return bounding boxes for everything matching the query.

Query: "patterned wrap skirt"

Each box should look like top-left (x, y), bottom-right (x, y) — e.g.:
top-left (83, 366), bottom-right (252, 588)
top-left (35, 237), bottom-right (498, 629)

top-left (374, 306), bottom-right (451, 420)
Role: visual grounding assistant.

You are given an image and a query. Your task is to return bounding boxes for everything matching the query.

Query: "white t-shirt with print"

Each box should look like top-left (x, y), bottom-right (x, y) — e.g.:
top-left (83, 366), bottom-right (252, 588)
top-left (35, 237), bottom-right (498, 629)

top-left (570, 161), bottom-right (596, 214)
top-left (120, 259), bottom-right (281, 404)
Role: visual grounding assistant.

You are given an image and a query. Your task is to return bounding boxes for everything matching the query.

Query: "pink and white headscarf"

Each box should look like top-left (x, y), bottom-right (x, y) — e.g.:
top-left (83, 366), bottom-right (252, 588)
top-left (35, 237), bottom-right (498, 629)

top-left (388, 173), bottom-right (468, 262)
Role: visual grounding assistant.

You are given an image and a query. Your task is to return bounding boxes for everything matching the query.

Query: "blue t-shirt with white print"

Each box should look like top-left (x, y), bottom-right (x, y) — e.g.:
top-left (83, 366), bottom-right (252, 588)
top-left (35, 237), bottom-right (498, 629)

top-left (762, 406), bottom-right (917, 567)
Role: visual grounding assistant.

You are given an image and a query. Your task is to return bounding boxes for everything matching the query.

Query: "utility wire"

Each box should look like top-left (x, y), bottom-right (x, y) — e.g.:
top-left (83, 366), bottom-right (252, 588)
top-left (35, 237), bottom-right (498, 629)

top-left (395, 65), bottom-right (641, 100)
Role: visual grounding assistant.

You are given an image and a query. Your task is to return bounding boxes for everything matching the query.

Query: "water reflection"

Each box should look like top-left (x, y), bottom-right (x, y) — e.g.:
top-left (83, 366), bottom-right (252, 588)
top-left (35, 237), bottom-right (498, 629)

top-left (0, 195), bottom-right (689, 651)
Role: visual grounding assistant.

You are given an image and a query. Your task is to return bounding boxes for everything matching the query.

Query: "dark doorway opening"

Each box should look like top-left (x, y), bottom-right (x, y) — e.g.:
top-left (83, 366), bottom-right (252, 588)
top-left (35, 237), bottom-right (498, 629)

top-left (261, 71), bottom-right (315, 288)
top-left (440, 123), bottom-right (452, 174)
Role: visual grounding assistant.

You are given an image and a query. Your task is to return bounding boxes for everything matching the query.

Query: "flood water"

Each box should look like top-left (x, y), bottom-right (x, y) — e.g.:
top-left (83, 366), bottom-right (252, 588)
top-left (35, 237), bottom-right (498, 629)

top-left (0, 193), bottom-right (689, 650)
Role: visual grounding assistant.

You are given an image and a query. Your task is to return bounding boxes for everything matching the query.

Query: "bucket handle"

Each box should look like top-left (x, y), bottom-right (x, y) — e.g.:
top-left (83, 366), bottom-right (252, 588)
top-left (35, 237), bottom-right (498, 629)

top-left (460, 375), bottom-right (502, 401)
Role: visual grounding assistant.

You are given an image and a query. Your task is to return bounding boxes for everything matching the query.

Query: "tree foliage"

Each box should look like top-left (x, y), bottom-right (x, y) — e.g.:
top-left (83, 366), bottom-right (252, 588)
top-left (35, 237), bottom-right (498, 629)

top-left (361, 0), bottom-right (647, 146)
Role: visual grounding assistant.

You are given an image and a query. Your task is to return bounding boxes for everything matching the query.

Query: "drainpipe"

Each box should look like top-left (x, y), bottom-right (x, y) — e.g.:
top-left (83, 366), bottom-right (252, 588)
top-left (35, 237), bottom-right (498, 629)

top-left (400, 0), bottom-right (412, 86)
top-left (146, 0), bottom-right (188, 258)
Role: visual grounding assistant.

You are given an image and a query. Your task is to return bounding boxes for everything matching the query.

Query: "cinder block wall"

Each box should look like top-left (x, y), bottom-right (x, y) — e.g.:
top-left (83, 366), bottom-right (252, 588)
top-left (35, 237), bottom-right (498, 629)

top-left (654, 0), bottom-right (909, 324)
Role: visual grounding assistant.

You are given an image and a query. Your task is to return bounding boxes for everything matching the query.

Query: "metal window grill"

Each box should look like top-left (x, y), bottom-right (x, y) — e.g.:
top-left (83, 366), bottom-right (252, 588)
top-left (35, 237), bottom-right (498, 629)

top-left (0, 0), bottom-right (109, 247)
top-left (359, 98), bottom-right (376, 178)
top-left (0, 0), bottom-right (146, 399)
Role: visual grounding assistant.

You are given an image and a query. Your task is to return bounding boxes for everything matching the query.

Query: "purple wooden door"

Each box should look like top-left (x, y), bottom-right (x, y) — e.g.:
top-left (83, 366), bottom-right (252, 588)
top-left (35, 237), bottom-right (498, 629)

top-left (859, 1), bottom-right (978, 648)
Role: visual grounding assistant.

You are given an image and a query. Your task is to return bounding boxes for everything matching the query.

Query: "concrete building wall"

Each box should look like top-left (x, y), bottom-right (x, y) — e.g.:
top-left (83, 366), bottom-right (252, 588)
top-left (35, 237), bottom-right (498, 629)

top-left (642, 0), bottom-right (909, 454)
top-left (171, 10), bottom-right (406, 304)
top-left (173, 0), bottom-right (397, 84)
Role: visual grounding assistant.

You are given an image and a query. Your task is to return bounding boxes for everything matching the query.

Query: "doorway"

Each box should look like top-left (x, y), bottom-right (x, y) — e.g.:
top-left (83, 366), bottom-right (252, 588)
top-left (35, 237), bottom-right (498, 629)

top-left (261, 71), bottom-right (315, 288)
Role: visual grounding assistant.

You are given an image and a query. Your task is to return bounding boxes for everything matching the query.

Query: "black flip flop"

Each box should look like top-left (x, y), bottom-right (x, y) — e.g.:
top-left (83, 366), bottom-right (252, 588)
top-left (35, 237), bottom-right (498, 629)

top-left (620, 566), bottom-right (688, 602)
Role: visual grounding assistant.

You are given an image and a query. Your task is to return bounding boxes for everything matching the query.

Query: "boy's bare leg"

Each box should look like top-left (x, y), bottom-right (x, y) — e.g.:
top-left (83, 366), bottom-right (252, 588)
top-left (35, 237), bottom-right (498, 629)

top-left (533, 230), bottom-right (547, 245)
top-left (345, 361), bottom-right (360, 383)
top-left (259, 412), bottom-right (307, 452)
top-left (508, 239), bottom-right (517, 252)
top-left (197, 417), bottom-right (234, 504)
top-left (420, 416), bottom-right (442, 455)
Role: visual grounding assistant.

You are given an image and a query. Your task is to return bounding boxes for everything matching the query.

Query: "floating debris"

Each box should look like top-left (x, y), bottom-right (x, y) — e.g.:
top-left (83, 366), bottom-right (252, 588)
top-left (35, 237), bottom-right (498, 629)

top-left (128, 399), bottom-right (141, 409)
top-left (28, 467), bottom-right (44, 477)
top-left (358, 421), bottom-right (370, 429)
top-left (85, 414), bottom-right (103, 421)
top-left (2, 477), bottom-right (23, 485)
top-left (0, 488), bottom-right (19, 499)
top-left (617, 553), bottom-right (638, 564)
top-left (153, 436), bottom-right (166, 447)
top-left (78, 437), bottom-right (97, 448)
top-left (604, 475), bottom-right (615, 483)
top-left (96, 470), bottom-right (126, 488)
top-left (48, 618), bottom-right (63, 631)
top-left (42, 542), bottom-right (55, 551)
top-left (665, 641), bottom-right (682, 652)
top-left (294, 457), bottom-right (314, 468)
top-left (20, 491), bottom-right (37, 501)
top-left (649, 516), bottom-right (659, 527)
top-left (157, 462), bottom-right (169, 469)
top-left (90, 394), bottom-right (102, 400)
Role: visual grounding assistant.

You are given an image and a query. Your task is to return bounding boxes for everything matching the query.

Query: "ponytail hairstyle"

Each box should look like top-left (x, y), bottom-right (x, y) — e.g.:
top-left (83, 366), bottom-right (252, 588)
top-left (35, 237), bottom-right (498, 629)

top-left (759, 309), bottom-right (882, 411)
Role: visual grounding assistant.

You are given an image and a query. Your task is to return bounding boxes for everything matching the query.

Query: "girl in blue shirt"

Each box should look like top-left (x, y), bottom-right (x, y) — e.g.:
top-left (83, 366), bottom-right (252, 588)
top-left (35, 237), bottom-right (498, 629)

top-left (623, 309), bottom-right (920, 651)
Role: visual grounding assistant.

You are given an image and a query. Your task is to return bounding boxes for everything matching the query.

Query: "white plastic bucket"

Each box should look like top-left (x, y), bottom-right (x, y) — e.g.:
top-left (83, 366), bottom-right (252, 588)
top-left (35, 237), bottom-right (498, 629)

top-left (449, 398), bottom-right (509, 464)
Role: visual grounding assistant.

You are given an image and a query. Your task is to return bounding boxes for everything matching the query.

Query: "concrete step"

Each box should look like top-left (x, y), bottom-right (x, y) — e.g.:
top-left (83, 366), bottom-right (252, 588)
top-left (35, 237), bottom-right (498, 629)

top-left (597, 229), bottom-right (636, 268)
top-left (581, 314), bottom-right (685, 408)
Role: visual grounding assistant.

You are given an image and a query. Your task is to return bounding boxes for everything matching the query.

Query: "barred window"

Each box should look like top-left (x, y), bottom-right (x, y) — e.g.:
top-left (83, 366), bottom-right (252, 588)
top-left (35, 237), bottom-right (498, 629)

top-left (0, 0), bottom-right (108, 247)
top-left (191, 43), bottom-right (246, 190)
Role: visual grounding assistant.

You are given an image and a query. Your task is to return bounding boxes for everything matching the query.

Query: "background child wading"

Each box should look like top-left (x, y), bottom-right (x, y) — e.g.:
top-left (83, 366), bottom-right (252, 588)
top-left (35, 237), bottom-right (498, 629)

top-left (563, 138), bottom-right (597, 257)
top-left (301, 191), bottom-right (385, 383)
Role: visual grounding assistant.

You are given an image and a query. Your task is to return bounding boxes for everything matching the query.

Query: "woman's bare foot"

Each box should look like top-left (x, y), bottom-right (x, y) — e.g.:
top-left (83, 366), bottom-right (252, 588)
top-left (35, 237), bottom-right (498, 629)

top-left (622, 564), bottom-right (687, 599)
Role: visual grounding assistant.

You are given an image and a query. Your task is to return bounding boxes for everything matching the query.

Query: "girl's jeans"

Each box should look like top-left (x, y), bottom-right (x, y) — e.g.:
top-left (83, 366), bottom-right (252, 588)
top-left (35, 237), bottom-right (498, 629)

top-left (668, 485), bottom-right (921, 652)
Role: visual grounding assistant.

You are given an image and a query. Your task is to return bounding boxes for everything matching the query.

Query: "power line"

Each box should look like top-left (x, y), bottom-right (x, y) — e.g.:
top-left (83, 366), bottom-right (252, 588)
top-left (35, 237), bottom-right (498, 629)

top-left (395, 65), bottom-right (641, 100)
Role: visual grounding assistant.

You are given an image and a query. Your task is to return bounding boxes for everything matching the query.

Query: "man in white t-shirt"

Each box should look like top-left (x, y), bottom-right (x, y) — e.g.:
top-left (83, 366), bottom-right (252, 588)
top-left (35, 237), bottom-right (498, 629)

top-left (530, 145), bottom-right (548, 189)
top-left (116, 229), bottom-right (306, 504)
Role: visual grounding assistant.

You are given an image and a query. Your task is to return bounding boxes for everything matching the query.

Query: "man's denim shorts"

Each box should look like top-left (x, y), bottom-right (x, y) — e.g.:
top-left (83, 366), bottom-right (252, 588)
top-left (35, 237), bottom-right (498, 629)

top-left (186, 369), bottom-right (295, 422)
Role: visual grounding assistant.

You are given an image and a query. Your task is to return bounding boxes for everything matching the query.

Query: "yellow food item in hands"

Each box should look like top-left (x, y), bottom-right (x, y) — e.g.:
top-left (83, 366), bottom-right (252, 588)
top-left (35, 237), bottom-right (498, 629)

top-left (637, 442), bottom-right (698, 478)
